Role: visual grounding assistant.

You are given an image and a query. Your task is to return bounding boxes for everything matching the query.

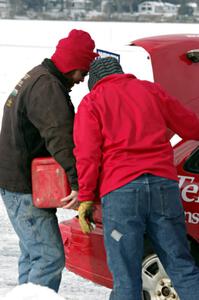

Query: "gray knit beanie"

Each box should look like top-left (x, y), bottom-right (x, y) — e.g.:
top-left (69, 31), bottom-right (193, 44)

top-left (88, 57), bottom-right (124, 90)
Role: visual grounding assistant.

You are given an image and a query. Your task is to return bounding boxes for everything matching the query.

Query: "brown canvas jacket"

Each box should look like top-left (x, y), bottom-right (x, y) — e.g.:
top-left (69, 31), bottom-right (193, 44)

top-left (0, 59), bottom-right (78, 193)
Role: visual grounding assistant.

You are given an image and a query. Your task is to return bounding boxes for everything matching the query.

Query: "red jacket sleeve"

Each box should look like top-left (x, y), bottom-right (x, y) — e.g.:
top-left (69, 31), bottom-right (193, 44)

top-left (155, 83), bottom-right (199, 140)
top-left (74, 95), bottom-right (102, 202)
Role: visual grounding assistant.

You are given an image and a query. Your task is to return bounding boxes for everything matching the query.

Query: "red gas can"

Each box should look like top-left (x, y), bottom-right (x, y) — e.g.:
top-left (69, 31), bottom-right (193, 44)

top-left (31, 157), bottom-right (71, 208)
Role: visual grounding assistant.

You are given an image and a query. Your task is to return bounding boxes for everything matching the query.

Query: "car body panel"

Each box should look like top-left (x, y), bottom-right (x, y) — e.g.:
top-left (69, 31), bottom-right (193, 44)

top-left (174, 140), bottom-right (199, 242)
top-left (131, 34), bottom-right (199, 115)
top-left (59, 218), bottom-right (113, 288)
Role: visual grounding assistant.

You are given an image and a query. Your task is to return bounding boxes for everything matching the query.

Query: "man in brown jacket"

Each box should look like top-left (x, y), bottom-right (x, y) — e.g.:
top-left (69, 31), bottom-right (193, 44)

top-left (0, 29), bottom-right (97, 292)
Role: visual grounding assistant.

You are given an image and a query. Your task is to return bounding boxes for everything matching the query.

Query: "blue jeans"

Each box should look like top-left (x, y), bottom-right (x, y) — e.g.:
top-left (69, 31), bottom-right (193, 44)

top-left (101, 174), bottom-right (199, 300)
top-left (0, 188), bottom-right (65, 292)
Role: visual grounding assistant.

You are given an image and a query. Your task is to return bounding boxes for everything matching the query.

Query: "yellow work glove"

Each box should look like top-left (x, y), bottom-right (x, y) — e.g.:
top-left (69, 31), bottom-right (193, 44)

top-left (78, 201), bottom-right (94, 234)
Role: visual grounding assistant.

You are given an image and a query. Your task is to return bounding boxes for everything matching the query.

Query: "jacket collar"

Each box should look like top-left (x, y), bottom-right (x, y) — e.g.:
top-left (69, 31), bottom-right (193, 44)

top-left (42, 58), bottom-right (70, 88)
top-left (92, 73), bottom-right (137, 91)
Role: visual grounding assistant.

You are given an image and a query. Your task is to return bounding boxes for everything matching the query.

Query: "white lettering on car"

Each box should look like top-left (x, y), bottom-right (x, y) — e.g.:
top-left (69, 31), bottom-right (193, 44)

top-left (185, 211), bottom-right (199, 224)
top-left (178, 175), bottom-right (199, 203)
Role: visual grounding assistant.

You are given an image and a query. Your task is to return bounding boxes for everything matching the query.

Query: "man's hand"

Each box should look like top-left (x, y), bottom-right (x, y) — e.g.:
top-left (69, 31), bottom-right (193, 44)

top-left (60, 190), bottom-right (79, 209)
top-left (78, 201), bottom-right (94, 234)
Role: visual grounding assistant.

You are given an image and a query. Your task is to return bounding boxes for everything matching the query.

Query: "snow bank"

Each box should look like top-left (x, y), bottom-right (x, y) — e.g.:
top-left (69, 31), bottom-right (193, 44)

top-left (0, 283), bottom-right (65, 300)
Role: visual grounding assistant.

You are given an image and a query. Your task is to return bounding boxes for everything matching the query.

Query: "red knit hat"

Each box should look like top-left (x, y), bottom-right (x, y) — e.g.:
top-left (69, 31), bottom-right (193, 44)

top-left (51, 29), bottom-right (98, 74)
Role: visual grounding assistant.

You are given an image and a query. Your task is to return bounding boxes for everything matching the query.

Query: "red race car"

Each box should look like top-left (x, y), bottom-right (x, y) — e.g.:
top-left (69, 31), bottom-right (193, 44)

top-left (33, 34), bottom-right (199, 300)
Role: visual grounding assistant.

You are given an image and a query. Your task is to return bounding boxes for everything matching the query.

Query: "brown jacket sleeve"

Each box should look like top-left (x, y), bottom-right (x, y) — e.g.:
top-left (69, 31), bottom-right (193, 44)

top-left (27, 76), bottom-right (78, 190)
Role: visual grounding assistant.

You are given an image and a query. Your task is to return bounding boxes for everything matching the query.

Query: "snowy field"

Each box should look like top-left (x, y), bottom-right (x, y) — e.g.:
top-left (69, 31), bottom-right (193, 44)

top-left (0, 19), bottom-right (199, 299)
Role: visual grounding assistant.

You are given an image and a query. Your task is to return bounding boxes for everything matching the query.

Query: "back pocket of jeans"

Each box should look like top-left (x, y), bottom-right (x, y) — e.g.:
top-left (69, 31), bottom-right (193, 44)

top-left (101, 188), bottom-right (139, 224)
top-left (160, 183), bottom-right (184, 219)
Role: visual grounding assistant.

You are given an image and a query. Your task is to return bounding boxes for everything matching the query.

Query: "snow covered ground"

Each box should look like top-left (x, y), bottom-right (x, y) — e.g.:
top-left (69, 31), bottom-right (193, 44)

top-left (0, 19), bottom-right (199, 299)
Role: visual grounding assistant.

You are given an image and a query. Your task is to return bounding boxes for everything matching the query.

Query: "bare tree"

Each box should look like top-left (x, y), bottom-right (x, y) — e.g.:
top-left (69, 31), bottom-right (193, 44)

top-left (9, 0), bottom-right (24, 17)
top-left (101, 0), bottom-right (113, 16)
top-left (126, 0), bottom-right (134, 13)
top-left (24, 0), bottom-right (44, 12)
top-left (113, 0), bottom-right (134, 13)
top-left (114, 0), bottom-right (122, 13)
top-left (92, 0), bottom-right (102, 10)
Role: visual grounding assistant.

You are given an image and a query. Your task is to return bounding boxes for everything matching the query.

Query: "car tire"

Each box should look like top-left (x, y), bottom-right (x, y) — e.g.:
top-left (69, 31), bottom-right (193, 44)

top-left (142, 254), bottom-right (180, 300)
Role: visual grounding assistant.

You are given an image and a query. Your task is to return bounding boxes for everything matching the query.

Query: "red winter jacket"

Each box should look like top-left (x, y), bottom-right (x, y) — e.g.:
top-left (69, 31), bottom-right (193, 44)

top-left (74, 74), bottom-right (199, 202)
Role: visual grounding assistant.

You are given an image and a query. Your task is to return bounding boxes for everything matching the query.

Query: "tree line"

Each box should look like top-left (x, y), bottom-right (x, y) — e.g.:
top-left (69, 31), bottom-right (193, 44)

top-left (7, 0), bottom-right (199, 18)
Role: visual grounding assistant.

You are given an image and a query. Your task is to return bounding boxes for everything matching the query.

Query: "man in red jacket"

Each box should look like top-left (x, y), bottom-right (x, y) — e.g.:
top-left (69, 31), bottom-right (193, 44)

top-left (74, 57), bottom-right (199, 300)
